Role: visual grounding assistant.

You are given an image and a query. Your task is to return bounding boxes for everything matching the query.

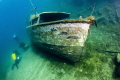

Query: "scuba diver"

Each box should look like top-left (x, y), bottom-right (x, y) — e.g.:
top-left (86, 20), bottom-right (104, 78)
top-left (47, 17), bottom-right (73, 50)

top-left (19, 42), bottom-right (29, 51)
top-left (13, 34), bottom-right (29, 51)
top-left (13, 34), bottom-right (20, 44)
top-left (11, 50), bottom-right (22, 70)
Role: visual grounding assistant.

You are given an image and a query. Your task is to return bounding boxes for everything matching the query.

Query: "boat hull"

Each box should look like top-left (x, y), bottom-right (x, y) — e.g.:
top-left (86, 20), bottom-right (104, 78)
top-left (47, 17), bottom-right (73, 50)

top-left (27, 22), bottom-right (92, 62)
top-left (34, 43), bottom-right (83, 62)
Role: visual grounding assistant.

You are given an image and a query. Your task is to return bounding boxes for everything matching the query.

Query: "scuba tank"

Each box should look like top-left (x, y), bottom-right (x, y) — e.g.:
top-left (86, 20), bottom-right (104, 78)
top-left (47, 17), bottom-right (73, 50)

top-left (12, 53), bottom-right (17, 60)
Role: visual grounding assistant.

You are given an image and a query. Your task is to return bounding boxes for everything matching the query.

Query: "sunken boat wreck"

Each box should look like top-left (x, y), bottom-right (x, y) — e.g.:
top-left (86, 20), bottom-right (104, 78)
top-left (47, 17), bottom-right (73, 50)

top-left (27, 12), bottom-right (96, 62)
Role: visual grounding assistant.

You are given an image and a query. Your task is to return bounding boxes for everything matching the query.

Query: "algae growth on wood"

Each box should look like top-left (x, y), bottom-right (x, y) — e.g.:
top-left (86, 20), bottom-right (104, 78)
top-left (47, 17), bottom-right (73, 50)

top-left (27, 12), bottom-right (96, 62)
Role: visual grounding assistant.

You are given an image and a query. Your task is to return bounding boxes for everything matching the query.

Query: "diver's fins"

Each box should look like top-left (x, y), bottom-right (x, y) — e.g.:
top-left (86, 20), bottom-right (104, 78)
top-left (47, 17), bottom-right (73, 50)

top-left (11, 64), bottom-right (15, 70)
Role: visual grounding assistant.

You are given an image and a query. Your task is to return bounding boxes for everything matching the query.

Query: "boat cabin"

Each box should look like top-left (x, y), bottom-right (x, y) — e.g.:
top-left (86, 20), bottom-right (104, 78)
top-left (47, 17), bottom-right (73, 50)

top-left (29, 12), bottom-right (70, 25)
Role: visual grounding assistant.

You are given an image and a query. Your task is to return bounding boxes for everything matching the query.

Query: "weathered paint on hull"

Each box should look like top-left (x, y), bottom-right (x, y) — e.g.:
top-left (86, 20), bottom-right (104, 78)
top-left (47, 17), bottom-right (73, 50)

top-left (27, 23), bottom-right (90, 62)
top-left (34, 43), bottom-right (83, 62)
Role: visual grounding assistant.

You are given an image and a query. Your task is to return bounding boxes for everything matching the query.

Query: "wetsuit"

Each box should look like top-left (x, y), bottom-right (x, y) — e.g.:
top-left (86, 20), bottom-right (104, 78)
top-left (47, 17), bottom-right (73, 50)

top-left (11, 54), bottom-right (22, 70)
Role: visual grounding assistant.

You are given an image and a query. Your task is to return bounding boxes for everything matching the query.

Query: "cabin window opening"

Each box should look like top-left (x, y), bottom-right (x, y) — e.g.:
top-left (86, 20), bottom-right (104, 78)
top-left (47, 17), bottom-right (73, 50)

top-left (39, 20), bottom-right (43, 23)
top-left (39, 13), bottom-right (70, 23)
top-left (31, 18), bottom-right (38, 25)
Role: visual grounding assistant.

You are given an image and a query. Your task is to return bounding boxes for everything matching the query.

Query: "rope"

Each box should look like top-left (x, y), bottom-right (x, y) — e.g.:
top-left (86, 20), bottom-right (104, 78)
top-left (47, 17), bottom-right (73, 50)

top-left (29, 0), bottom-right (37, 14)
top-left (30, 7), bottom-right (37, 13)
top-left (91, 3), bottom-right (96, 16)
top-left (30, 0), bottom-right (35, 8)
top-left (26, 0), bottom-right (38, 26)
top-left (73, 3), bottom-right (96, 16)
